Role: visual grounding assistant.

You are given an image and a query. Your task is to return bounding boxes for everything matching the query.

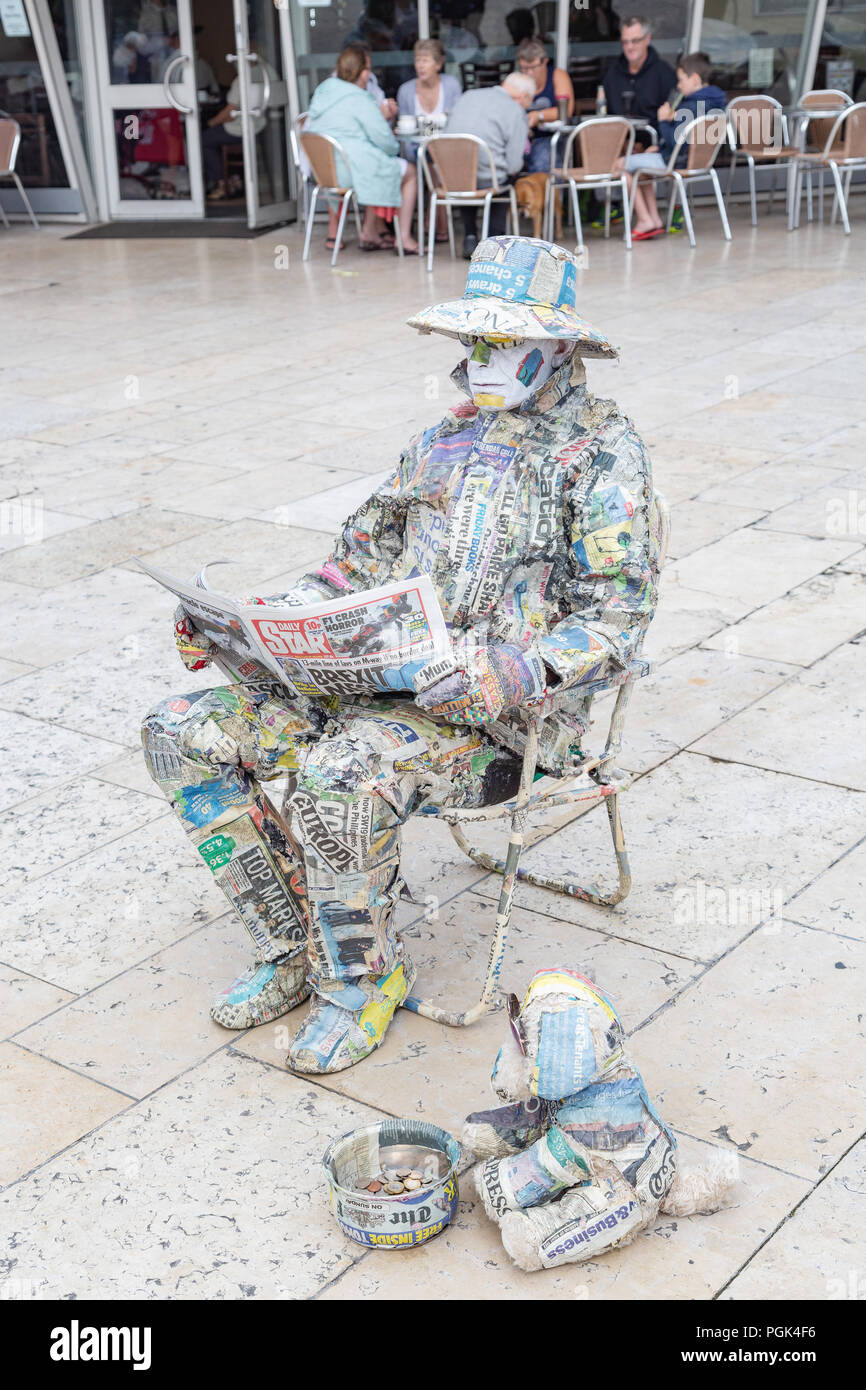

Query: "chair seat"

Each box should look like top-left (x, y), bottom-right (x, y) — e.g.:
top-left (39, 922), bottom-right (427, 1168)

top-left (564, 168), bottom-right (620, 183)
top-left (744, 147), bottom-right (799, 161)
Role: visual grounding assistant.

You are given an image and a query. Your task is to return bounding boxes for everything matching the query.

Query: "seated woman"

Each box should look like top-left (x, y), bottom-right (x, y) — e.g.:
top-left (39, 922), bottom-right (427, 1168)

top-left (397, 39), bottom-right (462, 240)
top-left (397, 39), bottom-right (462, 140)
top-left (306, 45), bottom-right (419, 252)
top-left (516, 36), bottom-right (574, 174)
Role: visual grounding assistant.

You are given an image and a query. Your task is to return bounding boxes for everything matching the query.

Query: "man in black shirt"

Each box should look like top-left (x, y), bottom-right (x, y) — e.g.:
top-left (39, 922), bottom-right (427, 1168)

top-left (603, 15), bottom-right (676, 127)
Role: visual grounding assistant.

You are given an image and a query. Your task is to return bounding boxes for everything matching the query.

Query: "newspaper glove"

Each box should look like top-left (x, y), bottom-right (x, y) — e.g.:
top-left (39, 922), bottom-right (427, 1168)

top-left (174, 605), bottom-right (217, 672)
top-left (415, 643), bottom-right (546, 726)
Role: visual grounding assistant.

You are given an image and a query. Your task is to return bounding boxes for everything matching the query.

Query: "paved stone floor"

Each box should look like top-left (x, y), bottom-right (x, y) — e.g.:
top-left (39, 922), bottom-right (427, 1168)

top-left (0, 205), bottom-right (864, 1301)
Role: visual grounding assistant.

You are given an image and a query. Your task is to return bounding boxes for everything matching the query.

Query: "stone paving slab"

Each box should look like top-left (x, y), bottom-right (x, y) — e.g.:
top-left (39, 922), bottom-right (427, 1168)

top-left (0, 1050), bottom-right (374, 1299)
top-left (721, 1138), bottom-right (866, 1300)
top-left (630, 920), bottom-right (866, 1181)
top-left (471, 753), bottom-right (862, 961)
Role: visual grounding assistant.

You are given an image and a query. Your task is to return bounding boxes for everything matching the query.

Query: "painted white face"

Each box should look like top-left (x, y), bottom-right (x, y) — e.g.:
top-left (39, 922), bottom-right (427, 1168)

top-left (463, 337), bottom-right (570, 410)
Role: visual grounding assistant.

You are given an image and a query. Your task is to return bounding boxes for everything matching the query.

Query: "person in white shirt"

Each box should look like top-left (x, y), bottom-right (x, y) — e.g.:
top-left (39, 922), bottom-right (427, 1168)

top-left (202, 50), bottom-right (277, 198)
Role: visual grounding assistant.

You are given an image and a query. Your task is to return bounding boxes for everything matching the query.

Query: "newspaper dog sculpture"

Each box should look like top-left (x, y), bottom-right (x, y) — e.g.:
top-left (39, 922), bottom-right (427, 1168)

top-left (141, 237), bottom-right (660, 1077)
top-left (464, 969), bottom-right (738, 1271)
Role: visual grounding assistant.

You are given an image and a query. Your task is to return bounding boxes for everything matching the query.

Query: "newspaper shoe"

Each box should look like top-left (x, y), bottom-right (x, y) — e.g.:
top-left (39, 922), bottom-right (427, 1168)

top-left (288, 958), bottom-right (415, 1074)
top-left (211, 957), bottom-right (310, 1030)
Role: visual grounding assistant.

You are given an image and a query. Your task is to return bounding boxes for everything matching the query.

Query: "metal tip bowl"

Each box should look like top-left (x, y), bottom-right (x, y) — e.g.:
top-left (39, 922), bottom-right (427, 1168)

top-left (322, 1118), bottom-right (460, 1250)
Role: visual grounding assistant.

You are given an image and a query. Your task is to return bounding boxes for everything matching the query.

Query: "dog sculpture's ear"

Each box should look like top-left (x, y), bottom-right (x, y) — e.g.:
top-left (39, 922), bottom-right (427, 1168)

top-left (530, 1003), bottom-right (598, 1100)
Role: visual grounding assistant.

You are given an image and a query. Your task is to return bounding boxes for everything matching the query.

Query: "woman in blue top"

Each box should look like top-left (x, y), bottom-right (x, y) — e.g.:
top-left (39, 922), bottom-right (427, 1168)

top-left (306, 45), bottom-right (419, 252)
top-left (620, 52), bottom-right (727, 239)
top-left (516, 36), bottom-right (574, 174)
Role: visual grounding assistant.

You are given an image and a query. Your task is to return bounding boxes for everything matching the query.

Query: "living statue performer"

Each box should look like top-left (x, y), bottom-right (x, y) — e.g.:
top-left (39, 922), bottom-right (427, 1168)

top-left (141, 237), bottom-right (658, 1076)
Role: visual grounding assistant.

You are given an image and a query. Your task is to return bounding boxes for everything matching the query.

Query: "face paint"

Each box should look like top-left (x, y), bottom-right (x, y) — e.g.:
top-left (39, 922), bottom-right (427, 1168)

top-left (465, 338), bottom-right (568, 411)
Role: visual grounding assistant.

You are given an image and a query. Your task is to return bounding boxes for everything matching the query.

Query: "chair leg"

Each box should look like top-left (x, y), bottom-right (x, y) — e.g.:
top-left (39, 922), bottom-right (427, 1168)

top-left (509, 186), bottom-right (519, 236)
top-left (678, 175), bottom-right (696, 246)
top-left (604, 186), bottom-right (611, 238)
top-left (331, 192), bottom-right (350, 267)
top-left (351, 193), bottom-right (362, 241)
top-left (665, 177), bottom-right (678, 231)
top-left (818, 167), bottom-right (825, 222)
top-left (569, 180), bottom-right (583, 252)
top-left (747, 155), bottom-right (757, 226)
top-left (768, 161), bottom-right (779, 213)
top-left (711, 168), bottom-right (732, 241)
top-left (620, 175), bottom-right (632, 250)
top-left (12, 173), bottom-right (39, 229)
top-left (403, 718), bottom-right (542, 1028)
top-left (427, 191), bottom-right (437, 272)
top-left (302, 186), bottom-right (318, 260)
top-left (829, 160), bottom-right (850, 234)
top-left (446, 203), bottom-right (456, 259)
top-left (480, 193), bottom-right (492, 240)
top-left (806, 168), bottom-right (813, 221)
top-left (725, 151), bottom-right (737, 203)
top-left (0, 192), bottom-right (9, 229)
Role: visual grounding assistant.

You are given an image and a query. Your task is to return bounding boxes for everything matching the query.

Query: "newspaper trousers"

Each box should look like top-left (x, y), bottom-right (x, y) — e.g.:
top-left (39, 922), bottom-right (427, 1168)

top-left (141, 684), bottom-right (523, 993)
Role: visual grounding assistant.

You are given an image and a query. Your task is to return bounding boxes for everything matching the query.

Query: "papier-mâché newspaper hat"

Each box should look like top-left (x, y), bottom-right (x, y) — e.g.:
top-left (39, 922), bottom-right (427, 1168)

top-left (407, 236), bottom-right (617, 357)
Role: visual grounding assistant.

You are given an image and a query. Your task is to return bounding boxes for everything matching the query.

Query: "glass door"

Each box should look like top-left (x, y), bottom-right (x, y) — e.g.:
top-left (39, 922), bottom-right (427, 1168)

top-left (228, 0), bottom-right (296, 228)
top-left (92, 0), bottom-right (204, 217)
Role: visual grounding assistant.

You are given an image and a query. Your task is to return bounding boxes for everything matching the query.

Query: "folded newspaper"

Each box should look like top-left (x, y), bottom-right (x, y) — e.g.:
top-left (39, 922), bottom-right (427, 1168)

top-left (137, 557), bottom-right (453, 699)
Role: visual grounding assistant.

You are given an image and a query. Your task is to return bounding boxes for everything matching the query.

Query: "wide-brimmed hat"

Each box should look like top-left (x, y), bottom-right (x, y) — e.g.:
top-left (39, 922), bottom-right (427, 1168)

top-left (407, 236), bottom-right (617, 358)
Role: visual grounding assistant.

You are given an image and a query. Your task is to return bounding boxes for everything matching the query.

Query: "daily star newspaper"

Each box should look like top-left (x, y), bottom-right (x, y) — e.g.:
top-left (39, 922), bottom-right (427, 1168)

top-left (136, 558), bottom-right (452, 698)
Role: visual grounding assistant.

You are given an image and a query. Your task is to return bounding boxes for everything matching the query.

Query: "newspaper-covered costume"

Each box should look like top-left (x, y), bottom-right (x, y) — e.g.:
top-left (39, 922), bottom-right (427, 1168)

top-left (464, 969), bottom-right (738, 1270)
top-left (142, 237), bottom-right (659, 1076)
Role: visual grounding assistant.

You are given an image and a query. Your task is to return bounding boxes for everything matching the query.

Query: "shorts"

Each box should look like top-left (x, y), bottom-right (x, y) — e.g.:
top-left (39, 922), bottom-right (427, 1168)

top-left (624, 152), bottom-right (666, 174)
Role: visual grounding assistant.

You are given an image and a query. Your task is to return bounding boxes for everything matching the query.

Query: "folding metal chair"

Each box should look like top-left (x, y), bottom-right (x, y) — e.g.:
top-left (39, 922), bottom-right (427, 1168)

top-left (725, 95), bottom-right (798, 225)
top-left (300, 131), bottom-right (404, 267)
top-left (629, 113), bottom-right (731, 248)
top-left (419, 134), bottom-right (519, 273)
top-left (402, 492), bottom-right (671, 1027)
top-left (0, 118), bottom-right (39, 229)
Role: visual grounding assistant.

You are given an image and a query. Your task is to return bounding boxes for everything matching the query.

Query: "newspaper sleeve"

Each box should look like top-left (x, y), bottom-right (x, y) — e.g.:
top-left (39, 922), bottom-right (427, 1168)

top-left (136, 558), bottom-right (451, 699)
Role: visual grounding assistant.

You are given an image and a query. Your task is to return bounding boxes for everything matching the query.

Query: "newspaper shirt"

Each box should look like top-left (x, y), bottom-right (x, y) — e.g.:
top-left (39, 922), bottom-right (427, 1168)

top-left (264, 352), bottom-right (659, 775)
top-left (136, 559), bottom-right (450, 701)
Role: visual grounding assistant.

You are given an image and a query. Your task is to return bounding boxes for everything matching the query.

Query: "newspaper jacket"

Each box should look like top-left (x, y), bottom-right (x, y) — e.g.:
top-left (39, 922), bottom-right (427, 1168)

top-left (290, 354), bottom-right (658, 775)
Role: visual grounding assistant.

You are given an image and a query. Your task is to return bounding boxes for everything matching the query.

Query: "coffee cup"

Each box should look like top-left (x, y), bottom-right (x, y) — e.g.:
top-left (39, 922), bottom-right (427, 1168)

top-left (397, 116), bottom-right (417, 134)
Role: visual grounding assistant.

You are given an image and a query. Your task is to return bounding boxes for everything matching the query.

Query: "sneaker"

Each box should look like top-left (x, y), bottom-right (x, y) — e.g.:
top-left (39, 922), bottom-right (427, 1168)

top-left (288, 958), bottom-right (416, 1074)
top-left (210, 957), bottom-right (309, 1030)
top-left (590, 206), bottom-right (624, 230)
top-left (462, 233), bottom-right (478, 260)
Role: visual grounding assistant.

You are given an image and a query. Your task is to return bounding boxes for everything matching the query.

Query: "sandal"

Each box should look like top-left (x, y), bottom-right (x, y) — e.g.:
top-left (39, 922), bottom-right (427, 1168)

top-left (359, 237), bottom-right (389, 251)
top-left (325, 237), bottom-right (346, 251)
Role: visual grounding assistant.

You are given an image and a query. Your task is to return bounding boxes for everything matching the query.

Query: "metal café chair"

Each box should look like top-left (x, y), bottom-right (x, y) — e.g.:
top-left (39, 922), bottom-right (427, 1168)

top-left (725, 95), bottom-right (799, 225)
top-left (790, 89), bottom-right (854, 226)
top-left (0, 117), bottom-right (39, 229)
top-left (419, 134), bottom-right (519, 273)
top-left (400, 492), bottom-right (671, 1028)
top-left (300, 130), bottom-right (404, 267)
top-left (557, 116), bottom-right (635, 251)
top-left (629, 112), bottom-right (732, 248)
top-left (790, 101), bottom-right (866, 235)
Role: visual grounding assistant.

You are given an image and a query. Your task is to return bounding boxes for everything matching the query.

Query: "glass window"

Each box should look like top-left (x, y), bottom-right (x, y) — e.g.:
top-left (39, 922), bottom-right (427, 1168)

top-left (112, 104), bottom-right (192, 199)
top-left (819, 1), bottom-right (866, 102)
top-left (701, 0), bottom-right (811, 104)
top-left (103, 1), bottom-right (180, 85)
top-left (289, 0), bottom-right (417, 109)
top-left (565, 2), bottom-right (690, 116)
top-left (0, 7), bottom-right (70, 187)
